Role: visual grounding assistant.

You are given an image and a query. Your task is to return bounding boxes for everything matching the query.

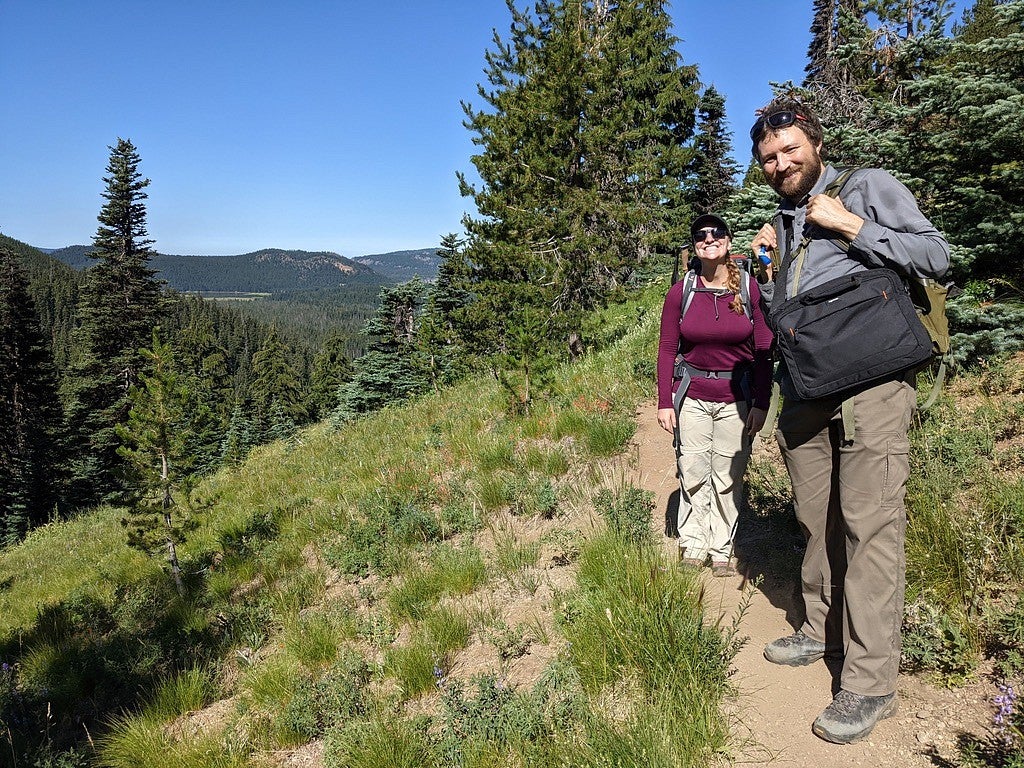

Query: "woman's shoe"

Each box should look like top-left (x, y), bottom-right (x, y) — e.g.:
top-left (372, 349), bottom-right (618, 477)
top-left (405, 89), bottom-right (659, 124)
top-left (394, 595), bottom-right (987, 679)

top-left (711, 559), bottom-right (737, 577)
top-left (678, 547), bottom-right (706, 568)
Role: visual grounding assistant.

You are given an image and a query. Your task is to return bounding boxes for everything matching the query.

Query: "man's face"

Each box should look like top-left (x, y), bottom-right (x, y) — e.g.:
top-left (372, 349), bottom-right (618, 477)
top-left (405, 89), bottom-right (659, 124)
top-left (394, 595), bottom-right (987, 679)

top-left (757, 126), bottom-right (824, 202)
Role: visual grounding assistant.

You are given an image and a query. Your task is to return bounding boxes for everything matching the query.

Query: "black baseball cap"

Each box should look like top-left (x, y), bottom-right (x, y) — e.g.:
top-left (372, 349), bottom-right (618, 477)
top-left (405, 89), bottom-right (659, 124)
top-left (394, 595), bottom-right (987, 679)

top-left (690, 213), bottom-right (732, 243)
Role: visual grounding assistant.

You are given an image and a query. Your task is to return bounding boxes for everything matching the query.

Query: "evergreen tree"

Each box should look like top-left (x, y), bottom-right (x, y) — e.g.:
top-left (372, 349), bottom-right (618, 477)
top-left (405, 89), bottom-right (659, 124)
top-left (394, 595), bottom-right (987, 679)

top-left (115, 332), bottom-right (193, 593)
top-left (688, 86), bottom-right (740, 214)
top-left (803, 0), bottom-right (870, 123)
top-left (334, 279), bottom-right (428, 421)
top-left (417, 234), bottom-right (474, 388)
top-left (63, 139), bottom-right (166, 506)
top-left (307, 333), bottom-right (353, 420)
top-left (788, 0), bottom-right (1024, 362)
top-left (458, 0), bottom-right (699, 371)
top-left (0, 248), bottom-right (65, 543)
top-left (249, 328), bottom-right (306, 440)
top-left (219, 402), bottom-right (260, 465)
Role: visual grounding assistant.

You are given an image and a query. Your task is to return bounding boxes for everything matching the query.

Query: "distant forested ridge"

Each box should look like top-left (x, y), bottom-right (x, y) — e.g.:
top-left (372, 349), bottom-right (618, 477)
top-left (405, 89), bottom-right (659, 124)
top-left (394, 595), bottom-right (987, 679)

top-left (47, 245), bottom-right (390, 293)
top-left (352, 248), bottom-right (441, 282)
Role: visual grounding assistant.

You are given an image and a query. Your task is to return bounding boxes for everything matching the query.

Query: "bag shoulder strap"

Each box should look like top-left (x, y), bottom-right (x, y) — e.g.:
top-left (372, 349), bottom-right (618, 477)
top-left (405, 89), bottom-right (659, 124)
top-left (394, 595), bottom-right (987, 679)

top-left (679, 270), bottom-right (698, 320)
top-left (775, 167), bottom-right (863, 297)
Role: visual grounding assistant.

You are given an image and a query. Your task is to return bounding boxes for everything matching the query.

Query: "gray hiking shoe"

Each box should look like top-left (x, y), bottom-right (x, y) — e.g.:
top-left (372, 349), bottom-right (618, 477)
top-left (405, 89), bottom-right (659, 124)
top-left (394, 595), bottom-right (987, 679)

top-left (812, 689), bottom-right (898, 744)
top-left (763, 631), bottom-right (825, 666)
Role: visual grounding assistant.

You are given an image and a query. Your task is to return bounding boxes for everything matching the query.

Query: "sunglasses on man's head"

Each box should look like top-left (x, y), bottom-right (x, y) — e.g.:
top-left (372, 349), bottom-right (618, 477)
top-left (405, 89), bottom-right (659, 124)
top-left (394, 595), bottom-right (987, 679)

top-left (694, 226), bottom-right (728, 241)
top-left (749, 110), bottom-right (807, 140)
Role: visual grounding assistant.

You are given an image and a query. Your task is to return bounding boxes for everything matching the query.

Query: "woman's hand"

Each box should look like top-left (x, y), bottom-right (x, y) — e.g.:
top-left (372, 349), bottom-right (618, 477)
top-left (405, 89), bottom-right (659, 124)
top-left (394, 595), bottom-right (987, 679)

top-left (657, 407), bottom-right (676, 433)
top-left (746, 406), bottom-right (768, 437)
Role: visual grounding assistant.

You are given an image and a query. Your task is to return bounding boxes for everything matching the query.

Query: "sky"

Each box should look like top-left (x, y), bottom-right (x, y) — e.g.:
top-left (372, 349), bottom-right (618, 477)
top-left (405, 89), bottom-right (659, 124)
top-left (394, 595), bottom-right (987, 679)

top-left (0, 1), bottom-right (965, 258)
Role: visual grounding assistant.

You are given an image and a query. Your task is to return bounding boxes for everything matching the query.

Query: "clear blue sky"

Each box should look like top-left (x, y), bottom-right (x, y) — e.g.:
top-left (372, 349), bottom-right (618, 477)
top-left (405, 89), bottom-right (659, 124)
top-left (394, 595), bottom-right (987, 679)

top-left (0, 1), bottom-right (965, 257)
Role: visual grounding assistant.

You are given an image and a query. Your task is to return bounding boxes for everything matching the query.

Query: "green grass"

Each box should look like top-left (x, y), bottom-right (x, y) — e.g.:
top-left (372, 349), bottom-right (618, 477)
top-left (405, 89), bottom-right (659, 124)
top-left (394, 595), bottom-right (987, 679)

top-left (385, 607), bottom-right (471, 698)
top-left (386, 544), bottom-right (488, 622)
top-left (902, 353), bottom-right (1024, 683)
top-left (146, 666), bottom-right (218, 720)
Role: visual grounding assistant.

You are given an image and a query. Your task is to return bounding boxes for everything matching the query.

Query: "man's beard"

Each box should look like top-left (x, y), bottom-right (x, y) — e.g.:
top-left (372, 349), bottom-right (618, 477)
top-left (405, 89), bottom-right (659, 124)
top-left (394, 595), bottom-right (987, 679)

top-left (774, 154), bottom-right (823, 203)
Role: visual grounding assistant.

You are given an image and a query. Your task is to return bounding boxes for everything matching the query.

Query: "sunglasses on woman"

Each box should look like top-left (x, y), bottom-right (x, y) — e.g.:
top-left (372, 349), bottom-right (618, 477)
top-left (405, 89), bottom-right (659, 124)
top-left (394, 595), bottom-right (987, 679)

top-left (694, 226), bottom-right (728, 241)
top-left (749, 110), bottom-right (808, 141)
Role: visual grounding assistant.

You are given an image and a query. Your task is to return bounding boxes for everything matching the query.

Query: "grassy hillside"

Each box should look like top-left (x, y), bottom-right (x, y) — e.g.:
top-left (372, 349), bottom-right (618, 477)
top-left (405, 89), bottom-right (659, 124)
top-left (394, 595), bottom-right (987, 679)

top-left (1, 280), bottom-right (1022, 766)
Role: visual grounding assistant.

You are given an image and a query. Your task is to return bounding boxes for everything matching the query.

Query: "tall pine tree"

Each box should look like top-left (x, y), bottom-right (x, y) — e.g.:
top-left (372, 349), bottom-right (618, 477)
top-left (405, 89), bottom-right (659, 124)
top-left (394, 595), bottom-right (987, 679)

top-left (458, 0), bottom-right (698, 374)
top-left (0, 248), bottom-right (65, 543)
top-left (64, 138), bottom-right (166, 506)
top-left (688, 85), bottom-right (740, 214)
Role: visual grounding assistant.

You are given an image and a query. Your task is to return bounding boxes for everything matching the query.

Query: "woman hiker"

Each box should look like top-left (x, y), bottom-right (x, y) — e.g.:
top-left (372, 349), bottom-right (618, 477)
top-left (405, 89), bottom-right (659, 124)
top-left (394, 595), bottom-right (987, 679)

top-left (656, 213), bottom-right (773, 576)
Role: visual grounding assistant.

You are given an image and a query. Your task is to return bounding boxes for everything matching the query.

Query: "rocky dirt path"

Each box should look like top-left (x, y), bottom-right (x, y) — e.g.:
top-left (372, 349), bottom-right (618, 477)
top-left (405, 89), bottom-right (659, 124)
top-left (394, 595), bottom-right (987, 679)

top-left (631, 399), bottom-right (993, 767)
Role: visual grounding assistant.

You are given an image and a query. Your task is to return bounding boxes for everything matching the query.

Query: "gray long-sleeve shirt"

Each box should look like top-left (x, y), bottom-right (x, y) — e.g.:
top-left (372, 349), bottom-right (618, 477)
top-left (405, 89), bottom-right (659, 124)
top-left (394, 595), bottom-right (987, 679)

top-left (764, 164), bottom-right (951, 399)
top-left (762, 164), bottom-right (950, 309)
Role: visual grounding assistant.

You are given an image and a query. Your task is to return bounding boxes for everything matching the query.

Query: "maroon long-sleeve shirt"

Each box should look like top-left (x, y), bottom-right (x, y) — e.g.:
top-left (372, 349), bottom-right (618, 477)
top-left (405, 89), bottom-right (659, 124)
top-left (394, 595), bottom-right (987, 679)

top-left (656, 276), bottom-right (774, 411)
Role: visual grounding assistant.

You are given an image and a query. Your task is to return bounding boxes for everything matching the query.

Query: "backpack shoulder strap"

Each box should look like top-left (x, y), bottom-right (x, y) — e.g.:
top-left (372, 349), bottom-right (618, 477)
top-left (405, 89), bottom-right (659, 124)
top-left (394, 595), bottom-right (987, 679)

top-left (740, 270), bottom-right (752, 322)
top-left (680, 270), bottom-right (698, 320)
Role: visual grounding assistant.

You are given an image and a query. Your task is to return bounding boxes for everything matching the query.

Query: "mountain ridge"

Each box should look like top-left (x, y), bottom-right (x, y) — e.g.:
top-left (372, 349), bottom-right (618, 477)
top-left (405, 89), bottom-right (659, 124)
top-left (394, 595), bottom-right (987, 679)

top-left (43, 245), bottom-right (441, 293)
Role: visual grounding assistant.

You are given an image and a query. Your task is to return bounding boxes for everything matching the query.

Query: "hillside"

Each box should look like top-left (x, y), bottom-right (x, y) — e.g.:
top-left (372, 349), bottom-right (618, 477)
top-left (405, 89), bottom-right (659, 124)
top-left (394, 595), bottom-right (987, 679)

top-left (0, 276), bottom-right (1019, 766)
top-left (47, 245), bottom-right (389, 293)
top-left (45, 245), bottom-right (442, 293)
top-left (351, 247), bottom-right (440, 282)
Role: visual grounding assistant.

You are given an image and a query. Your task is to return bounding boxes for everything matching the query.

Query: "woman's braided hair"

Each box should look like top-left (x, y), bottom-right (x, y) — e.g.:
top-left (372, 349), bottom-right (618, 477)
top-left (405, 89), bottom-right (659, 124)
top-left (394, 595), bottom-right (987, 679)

top-left (725, 258), bottom-right (745, 316)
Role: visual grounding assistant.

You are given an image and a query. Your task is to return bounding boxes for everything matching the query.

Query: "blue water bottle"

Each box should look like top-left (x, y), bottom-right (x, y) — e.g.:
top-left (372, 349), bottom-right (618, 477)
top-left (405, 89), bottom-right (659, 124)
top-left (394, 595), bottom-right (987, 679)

top-left (758, 245), bottom-right (771, 267)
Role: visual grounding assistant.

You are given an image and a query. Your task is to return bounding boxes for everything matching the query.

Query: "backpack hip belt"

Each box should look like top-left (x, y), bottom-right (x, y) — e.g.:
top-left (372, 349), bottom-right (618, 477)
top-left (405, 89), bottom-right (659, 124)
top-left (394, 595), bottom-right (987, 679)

top-left (673, 358), bottom-right (747, 381)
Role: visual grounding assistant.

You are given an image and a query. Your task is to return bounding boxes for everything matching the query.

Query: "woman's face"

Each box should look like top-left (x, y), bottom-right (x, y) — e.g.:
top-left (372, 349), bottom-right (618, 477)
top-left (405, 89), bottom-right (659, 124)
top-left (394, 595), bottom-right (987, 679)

top-left (693, 226), bottom-right (731, 263)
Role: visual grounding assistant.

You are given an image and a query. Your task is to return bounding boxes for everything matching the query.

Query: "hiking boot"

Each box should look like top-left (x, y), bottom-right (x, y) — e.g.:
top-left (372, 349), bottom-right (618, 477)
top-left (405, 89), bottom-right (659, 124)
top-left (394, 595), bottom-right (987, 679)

top-left (812, 689), bottom-right (898, 744)
top-left (678, 548), bottom-right (706, 568)
top-left (763, 631), bottom-right (825, 666)
top-left (711, 559), bottom-right (737, 577)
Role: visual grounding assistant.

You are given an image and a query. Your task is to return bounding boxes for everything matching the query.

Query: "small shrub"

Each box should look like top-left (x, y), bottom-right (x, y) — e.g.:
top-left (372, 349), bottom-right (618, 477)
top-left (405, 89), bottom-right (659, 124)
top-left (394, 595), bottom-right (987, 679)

top-left (592, 486), bottom-right (654, 545)
top-left (438, 498), bottom-right (480, 538)
top-left (902, 601), bottom-right (979, 686)
top-left (435, 674), bottom-right (545, 761)
top-left (280, 649), bottom-right (370, 741)
top-left (484, 621), bottom-right (533, 661)
top-left (511, 478), bottom-right (560, 518)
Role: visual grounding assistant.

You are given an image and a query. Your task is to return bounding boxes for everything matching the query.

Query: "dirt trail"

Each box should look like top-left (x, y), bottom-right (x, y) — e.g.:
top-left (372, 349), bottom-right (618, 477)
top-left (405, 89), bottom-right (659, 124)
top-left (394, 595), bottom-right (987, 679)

top-left (631, 399), bottom-right (992, 767)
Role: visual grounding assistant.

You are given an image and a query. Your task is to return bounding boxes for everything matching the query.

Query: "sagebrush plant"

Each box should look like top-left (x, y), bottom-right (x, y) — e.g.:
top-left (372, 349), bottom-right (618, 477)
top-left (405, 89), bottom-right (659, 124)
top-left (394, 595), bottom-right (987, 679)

top-left (592, 484), bottom-right (655, 545)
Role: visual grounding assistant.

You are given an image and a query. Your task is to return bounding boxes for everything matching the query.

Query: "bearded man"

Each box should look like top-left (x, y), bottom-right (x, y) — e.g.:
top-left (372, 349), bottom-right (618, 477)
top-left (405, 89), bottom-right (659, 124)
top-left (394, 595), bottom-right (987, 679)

top-left (749, 98), bottom-right (949, 744)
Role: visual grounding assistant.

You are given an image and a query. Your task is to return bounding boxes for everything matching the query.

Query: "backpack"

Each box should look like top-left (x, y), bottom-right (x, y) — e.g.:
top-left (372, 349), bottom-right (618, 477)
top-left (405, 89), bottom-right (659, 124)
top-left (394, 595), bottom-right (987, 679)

top-left (786, 167), bottom-right (956, 410)
top-left (678, 266), bottom-right (753, 324)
